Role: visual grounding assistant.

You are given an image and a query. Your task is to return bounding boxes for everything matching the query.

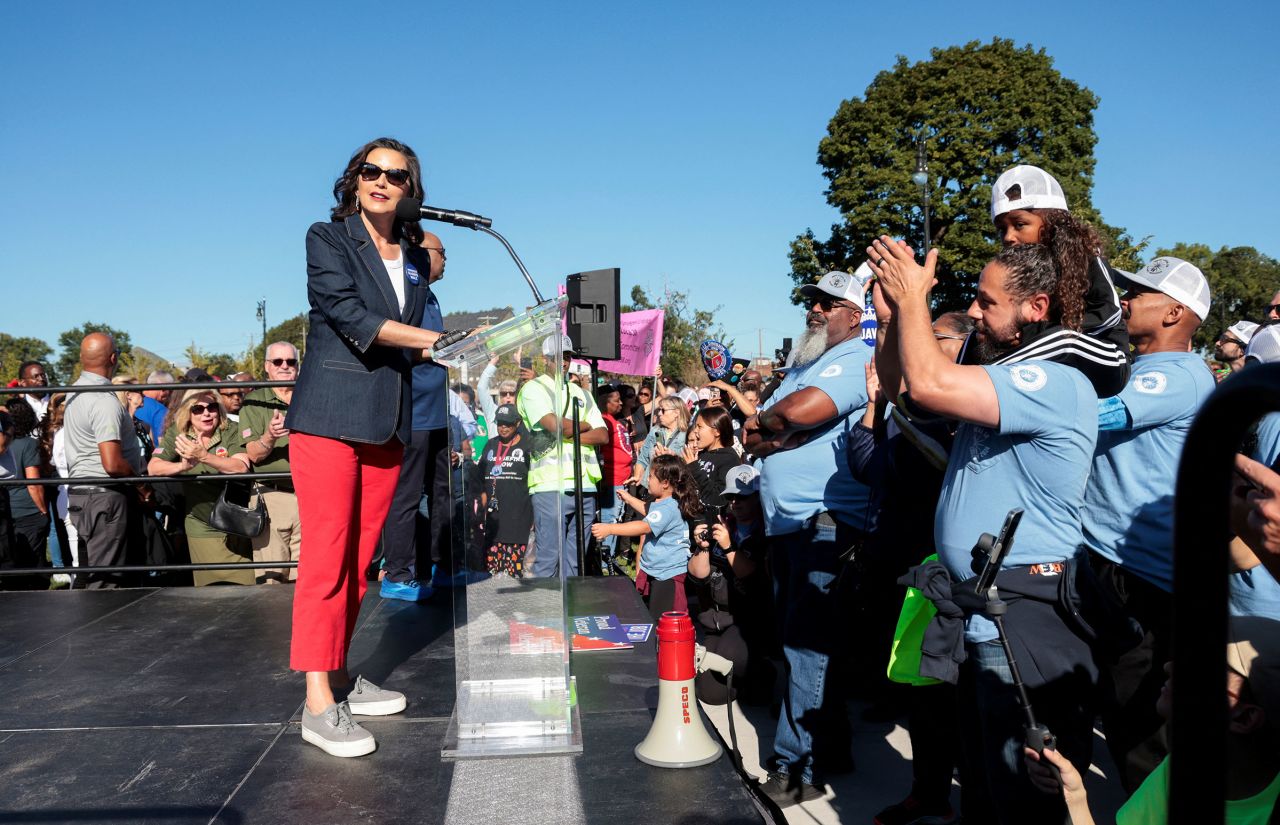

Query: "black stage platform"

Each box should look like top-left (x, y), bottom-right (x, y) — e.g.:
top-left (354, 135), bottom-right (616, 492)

top-left (0, 578), bottom-right (767, 825)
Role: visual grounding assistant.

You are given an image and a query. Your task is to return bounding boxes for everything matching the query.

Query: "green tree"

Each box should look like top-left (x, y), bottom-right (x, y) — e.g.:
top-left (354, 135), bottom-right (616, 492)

top-left (56, 323), bottom-right (132, 383)
top-left (183, 343), bottom-right (239, 380)
top-left (0, 334), bottom-right (54, 384)
top-left (1156, 243), bottom-right (1280, 352)
top-left (247, 312), bottom-right (309, 372)
top-left (624, 286), bottom-right (731, 386)
top-left (117, 348), bottom-right (176, 383)
top-left (790, 38), bottom-right (1139, 312)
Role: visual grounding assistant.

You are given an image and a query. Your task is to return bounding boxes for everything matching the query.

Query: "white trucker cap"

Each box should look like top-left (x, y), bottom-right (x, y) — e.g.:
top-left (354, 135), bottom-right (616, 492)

top-left (991, 165), bottom-right (1070, 220)
top-left (798, 271), bottom-right (866, 311)
top-left (1227, 320), bottom-right (1260, 345)
top-left (1122, 256), bottom-right (1212, 322)
top-left (1247, 324), bottom-right (1280, 365)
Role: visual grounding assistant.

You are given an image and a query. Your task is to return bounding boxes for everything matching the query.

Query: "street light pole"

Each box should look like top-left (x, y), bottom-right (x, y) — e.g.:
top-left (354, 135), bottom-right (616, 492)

top-left (912, 134), bottom-right (932, 254)
top-left (256, 300), bottom-right (267, 370)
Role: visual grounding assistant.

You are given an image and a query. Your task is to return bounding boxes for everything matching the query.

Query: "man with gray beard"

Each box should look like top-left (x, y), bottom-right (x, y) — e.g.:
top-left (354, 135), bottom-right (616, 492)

top-left (743, 271), bottom-right (876, 807)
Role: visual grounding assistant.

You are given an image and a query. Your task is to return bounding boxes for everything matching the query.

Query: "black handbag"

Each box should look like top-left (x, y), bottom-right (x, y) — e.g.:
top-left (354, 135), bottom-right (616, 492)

top-left (207, 481), bottom-right (267, 538)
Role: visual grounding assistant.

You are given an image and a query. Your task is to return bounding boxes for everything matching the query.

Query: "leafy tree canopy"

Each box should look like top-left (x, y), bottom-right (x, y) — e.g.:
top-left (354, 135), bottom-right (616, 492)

top-left (251, 313), bottom-right (309, 370)
top-left (624, 286), bottom-right (731, 386)
top-left (56, 322), bottom-right (133, 383)
top-left (790, 38), bottom-right (1142, 312)
top-left (0, 334), bottom-right (54, 384)
top-left (1156, 243), bottom-right (1280, 352)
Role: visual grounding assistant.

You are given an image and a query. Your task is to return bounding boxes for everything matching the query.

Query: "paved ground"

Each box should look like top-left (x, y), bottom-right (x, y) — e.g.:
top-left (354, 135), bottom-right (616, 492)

top-left (702, 691), bottom-right (1130, 824)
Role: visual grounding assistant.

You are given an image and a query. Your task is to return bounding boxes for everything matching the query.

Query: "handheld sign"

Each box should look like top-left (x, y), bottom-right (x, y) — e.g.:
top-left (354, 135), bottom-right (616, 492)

top-left (700, 340), bottom-right (733, 382)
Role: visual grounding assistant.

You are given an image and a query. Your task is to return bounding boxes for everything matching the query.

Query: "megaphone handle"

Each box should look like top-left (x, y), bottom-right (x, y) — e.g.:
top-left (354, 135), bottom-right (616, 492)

top-left (1026, 723), bottom-right (1061, 785)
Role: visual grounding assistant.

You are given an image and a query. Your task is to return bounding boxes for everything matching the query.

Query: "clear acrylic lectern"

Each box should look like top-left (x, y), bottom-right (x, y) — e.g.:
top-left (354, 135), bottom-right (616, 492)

top-left (431, 297), bottom-right (582, 758)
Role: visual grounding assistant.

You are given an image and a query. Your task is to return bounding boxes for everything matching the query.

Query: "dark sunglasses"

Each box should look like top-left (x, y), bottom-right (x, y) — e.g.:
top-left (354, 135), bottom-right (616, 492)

top-left (189, 404), bottom-right (219, 415)
top-left (815, 296), bottom-right (859, 312)
top-left (268, 358), bottom-right (298, 367)
top-left (359, 162), bottom-right (410, 187)
top-left (1219, 334), bottom-right (1244, 346)
top-left (1267, 305), bottom-right (1280, 316)
top-left (220, 390), bottom-right (245, 397)
top-left (500, 391), bottom-right (516, 397)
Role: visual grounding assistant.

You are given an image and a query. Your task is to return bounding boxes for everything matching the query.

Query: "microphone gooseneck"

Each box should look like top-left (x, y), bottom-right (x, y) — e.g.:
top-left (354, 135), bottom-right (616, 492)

top-left (394, 198), bottom-right (544, 304)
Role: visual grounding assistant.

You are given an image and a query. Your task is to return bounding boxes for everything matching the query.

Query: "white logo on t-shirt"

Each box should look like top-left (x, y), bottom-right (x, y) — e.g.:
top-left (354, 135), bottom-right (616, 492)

top-left (1133, 371), bottom-right (1168, 395)
top-left (1009, 365), bottom-right (1048, 392)
top-left (647, 510), bottom-right (664, 525)
top-left (819, 364), bottom-right (843, 378)
top-left (511, 448), bottom-right (524, 460)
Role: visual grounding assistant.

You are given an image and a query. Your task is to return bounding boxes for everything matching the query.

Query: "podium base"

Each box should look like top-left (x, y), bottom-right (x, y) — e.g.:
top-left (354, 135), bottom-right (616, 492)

top-left (442, 676), bottom-right (583, 759)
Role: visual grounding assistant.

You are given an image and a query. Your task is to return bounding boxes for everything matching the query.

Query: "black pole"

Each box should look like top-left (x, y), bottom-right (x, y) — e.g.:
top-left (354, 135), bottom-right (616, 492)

top-left (0, 561), bottom-right (298, 577)
top-left (1169, 364), bottom-right (1280, 824)
top-left (0, 380), bottom-right (294, 396)
top-left (922, 184), bottom-right (932, 255)
top-left (572, 398), bottom-right (586, 576)
top-left (472, 224), bottom-right (545, 305)
top-left (0, 472), bottom-right (291, 487)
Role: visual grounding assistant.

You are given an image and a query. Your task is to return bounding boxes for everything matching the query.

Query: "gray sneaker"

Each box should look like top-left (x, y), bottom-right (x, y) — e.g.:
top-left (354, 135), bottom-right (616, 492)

top-left (301, 701), bottom-right (376, 758)
top-left (343, 675), bottom-right (407, 716)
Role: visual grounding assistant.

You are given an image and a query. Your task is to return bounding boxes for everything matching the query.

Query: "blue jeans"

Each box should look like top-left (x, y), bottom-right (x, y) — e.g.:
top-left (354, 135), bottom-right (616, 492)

top-left (530, 491), bottom-right (597, 578)
top-left (596, 485), bottom-right (628, 566)
top-left (959, 639), bottom-right (1092, 824)
top-left (769, 519), bottom-right (855, 785)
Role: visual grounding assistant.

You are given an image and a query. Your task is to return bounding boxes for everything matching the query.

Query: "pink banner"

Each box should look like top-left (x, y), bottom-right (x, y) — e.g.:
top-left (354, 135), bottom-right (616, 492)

top-left (570, 309), bottom-right (665, 375)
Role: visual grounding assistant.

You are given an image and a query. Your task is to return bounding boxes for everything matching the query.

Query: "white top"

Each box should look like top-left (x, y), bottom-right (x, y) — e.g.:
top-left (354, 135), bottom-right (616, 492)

top-left (52, 428), bottom-right (69, 518)
top-left (383, 253), bottom-right (406, 314)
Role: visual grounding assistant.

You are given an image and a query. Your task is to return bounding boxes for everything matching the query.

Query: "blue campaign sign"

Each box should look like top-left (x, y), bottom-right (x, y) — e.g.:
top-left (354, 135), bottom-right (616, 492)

top-left (861, 304), bottom-right (877, 347)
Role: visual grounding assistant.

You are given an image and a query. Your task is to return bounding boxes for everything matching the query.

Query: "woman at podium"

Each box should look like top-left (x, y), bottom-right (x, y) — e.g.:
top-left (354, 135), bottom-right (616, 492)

top-left (284, 137), bottom-right (441, 758)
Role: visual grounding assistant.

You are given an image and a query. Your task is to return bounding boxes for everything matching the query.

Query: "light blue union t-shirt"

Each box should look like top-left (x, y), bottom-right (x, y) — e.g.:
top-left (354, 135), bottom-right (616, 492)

top-left (1230, 411), bottom-right (1280, 621)
top-left (759, 337), bottom-right (873, 536)
top-left (934, 361), bottom-right (1098, 641)
top-left (639, 496), bottom-right (692, 581)
top-left (1083, 351), bottom-right (1216, 593)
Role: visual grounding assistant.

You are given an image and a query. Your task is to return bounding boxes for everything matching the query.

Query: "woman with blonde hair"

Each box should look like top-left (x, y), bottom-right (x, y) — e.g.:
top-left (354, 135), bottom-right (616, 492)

top-left (147, 391), bottom-right (253, 585)
top-left (631, 396), bottom-right (689, 487)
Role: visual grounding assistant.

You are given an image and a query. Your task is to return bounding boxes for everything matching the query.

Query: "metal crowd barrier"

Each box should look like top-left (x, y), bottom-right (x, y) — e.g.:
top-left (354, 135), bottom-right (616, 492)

top-left (0, 378), bottom-right (299, 578)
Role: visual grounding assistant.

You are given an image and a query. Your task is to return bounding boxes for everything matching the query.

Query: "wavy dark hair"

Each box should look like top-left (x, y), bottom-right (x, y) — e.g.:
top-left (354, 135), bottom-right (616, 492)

top-left (648, 453), bottom-right (704, 521)
top-left (330, 137), bottom-right (425, 245)
top-left (692, 406), bottom-right (733, 450)
top-left (1035, 209), bottom-right (1105, 332)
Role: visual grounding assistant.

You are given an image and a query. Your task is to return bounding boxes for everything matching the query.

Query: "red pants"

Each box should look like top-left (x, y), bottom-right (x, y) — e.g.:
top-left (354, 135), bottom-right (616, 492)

top-left (289, 431), bottom-right (404, 672)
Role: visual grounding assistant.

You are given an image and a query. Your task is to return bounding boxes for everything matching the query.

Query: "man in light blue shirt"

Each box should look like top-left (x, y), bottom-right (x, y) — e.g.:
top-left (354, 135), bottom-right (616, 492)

top-left (1081, 256), bottom-right (1215, 792)
top-left (743, 270), bottom-right (873, 807)
top-left (874, 239), bottom-right (1099, 823)
top-left (1231, 329), bottom-right (1280, 624)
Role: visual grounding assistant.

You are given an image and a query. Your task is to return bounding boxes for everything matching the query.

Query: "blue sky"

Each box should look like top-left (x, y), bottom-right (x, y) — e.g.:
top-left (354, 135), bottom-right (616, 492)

top-left (3, 1), bottom-right (1276, 366)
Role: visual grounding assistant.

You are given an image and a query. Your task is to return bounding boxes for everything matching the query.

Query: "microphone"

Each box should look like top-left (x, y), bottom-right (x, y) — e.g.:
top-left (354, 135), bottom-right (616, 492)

top-left (396, 197), bottom-right (492, 229)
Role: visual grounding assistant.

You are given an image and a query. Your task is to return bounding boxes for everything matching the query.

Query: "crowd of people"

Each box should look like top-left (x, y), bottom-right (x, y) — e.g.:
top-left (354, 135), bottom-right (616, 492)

top-left (6, 136), bottom-right (1280, 825)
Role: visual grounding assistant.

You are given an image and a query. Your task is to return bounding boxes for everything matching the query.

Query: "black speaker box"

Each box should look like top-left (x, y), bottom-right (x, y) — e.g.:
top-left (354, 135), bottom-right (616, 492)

top-left (566, 268), bottom-right (621, 361)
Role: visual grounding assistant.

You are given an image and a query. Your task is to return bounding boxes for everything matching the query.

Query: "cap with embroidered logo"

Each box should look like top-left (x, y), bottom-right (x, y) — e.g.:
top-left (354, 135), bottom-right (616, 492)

top-left (798, 271), bottom-right (866, 311)
top-left (1119, 256), bottom-right (1212, 321)
top-left (721, 464), bottom-right (760, 497)
top-left (1227, 321), bottom-right (1260, 346)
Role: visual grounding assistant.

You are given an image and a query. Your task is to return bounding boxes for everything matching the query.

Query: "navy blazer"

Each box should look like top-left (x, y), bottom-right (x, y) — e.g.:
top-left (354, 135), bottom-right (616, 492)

top-left (286, 214), bottom-right (430, 444)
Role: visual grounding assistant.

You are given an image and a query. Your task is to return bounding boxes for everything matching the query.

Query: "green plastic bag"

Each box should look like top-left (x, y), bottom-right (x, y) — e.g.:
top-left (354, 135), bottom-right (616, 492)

top-left (886, 554), bottom-right (943, 686)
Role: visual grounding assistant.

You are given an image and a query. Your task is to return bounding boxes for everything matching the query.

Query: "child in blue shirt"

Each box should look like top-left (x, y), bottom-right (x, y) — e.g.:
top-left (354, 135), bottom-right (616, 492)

top-left (593, 453), bottom-right (702, 620)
